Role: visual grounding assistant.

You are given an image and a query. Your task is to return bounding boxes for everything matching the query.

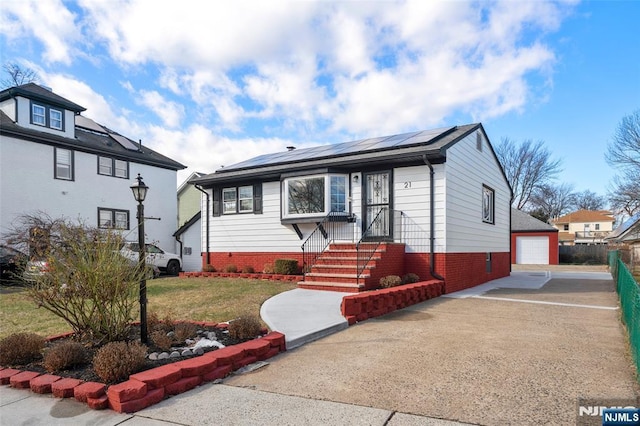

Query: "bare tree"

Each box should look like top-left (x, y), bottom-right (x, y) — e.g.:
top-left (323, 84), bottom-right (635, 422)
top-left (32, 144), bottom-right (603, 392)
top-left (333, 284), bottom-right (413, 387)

top-left (495, 137), bottom-right (563, 210)
top-left (1, 63), bottom-right (38, 89)
top-left (574, 190), bottom-right (606, 211)
top-left (606, 110), bottom-right (640, 217)
top-left (608, 172), bottom-right (640, 217)
top-left (528, 182), bottom-right (576, 222)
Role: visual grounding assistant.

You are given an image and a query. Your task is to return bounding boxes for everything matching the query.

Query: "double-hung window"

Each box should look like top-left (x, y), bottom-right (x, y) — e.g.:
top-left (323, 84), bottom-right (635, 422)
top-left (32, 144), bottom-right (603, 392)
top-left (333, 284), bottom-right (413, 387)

top-left (54, 148), bottom-right (74, 180)
top-left (98, 156), bottom-right (129, 178)
top-left (482, 184), bottom-right (495, 224)
top-left (223, 185), bottom-right (253, 214)
top-left (98, 208), bottom-right (129, 229)
top-left (32, 104), bottom-right (46, 126)
top-left (31, 102), bottom-right (63, 130)
top-left (283, 174), bottom-right (348, 219)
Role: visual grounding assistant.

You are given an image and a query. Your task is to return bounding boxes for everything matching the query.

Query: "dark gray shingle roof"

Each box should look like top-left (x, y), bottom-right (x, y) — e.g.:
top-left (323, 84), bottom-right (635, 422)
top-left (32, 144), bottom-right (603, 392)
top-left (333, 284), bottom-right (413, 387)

top-left (511, 208), bottom-right (558, 232)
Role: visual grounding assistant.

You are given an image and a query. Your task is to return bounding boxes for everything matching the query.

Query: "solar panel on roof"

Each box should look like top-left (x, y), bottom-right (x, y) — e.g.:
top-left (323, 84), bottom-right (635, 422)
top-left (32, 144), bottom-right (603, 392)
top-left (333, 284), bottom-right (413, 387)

top-left (220, 126), bottom-right (455, 172)
top-left (75, 115), bottom-right (107, 133)
top-left (110, 133), bottom-right (140, 151)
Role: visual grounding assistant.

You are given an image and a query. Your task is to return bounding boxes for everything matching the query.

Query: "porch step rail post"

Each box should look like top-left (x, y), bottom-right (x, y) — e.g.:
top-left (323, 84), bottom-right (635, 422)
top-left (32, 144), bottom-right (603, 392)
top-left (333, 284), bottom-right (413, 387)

top-left (356, 209), bottom-right (402, 286)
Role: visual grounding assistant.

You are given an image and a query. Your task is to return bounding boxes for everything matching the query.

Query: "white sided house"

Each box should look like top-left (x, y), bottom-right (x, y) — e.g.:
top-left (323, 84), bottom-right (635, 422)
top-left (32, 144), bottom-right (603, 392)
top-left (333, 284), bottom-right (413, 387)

top-left (191, 124), bottom-right (511, 293)
top-left (0, 83), bottom-right (185, 252)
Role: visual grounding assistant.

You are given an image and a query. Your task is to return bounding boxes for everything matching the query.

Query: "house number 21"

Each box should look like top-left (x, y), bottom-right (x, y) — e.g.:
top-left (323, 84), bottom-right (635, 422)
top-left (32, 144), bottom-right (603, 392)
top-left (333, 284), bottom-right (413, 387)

top-left (404, 182), bottom-right (412, 188)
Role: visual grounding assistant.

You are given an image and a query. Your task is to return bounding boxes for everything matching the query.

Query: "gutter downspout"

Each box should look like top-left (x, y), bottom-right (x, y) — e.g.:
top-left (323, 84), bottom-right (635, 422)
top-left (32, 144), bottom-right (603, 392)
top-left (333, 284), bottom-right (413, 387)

top-left (194, 185), bottom-right (211, 266)
top-left (422, 155), bottom-right (445, 281)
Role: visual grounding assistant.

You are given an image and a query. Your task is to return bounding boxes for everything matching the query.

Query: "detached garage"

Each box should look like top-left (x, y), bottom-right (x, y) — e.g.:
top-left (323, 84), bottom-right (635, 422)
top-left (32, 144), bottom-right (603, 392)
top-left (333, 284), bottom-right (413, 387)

top-left (511, 208), bottom-right (559, 265)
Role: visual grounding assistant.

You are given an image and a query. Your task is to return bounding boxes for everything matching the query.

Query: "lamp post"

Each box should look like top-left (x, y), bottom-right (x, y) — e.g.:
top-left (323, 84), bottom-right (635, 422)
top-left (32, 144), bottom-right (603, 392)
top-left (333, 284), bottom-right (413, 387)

top-left (130, 173), bottom-right (149, 344)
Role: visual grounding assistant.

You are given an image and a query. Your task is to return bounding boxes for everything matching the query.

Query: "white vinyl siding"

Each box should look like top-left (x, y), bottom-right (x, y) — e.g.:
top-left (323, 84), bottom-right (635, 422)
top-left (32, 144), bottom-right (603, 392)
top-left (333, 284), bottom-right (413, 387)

top-left (393, 165), bottom-right (445, 253)
top-left (210, 181), bottom-right (313, 252)
top-left (444, 130), bottom-right (510, 253)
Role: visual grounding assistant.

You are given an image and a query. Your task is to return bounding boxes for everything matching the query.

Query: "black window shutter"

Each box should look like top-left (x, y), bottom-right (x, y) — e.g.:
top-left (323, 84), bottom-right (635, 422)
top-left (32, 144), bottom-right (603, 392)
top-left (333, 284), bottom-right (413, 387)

top-left (253, 183), bottom-right (263, 214)
top-left (212, 187), bottom-right (221, 217)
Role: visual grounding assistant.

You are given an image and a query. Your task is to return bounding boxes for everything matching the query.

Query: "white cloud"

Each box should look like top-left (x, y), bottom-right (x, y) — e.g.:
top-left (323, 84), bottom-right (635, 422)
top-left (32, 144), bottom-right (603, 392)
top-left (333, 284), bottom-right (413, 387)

top-left (137, 90), bottom-right (185, 128)
top-left (5, 0), bottom-right (578, 185)
top-left (0, 0), bottom-right (79, 64)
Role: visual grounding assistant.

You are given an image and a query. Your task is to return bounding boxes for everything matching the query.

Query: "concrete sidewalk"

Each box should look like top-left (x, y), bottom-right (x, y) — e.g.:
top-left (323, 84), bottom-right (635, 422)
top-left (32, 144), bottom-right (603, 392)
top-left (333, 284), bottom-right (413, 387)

top-left (0, 381), bottom-right (469, 425)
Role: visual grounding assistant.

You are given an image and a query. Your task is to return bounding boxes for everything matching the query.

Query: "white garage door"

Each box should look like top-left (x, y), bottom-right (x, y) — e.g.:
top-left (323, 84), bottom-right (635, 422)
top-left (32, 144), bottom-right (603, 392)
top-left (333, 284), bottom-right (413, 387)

top-left (516, 236), bottom-right (549, 264)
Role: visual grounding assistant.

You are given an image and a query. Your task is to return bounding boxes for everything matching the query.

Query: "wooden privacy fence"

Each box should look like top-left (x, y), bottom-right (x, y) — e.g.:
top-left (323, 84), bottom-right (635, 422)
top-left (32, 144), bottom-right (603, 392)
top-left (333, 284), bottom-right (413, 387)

top-left (559, 244), bottom-right (608, 264)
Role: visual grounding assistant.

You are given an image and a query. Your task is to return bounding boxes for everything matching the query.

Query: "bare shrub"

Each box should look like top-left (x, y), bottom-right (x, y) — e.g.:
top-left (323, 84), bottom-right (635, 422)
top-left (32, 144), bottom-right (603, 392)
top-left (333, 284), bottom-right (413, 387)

top-left (93, 341), bottom-right (147, 383)
top-left (202, 264), bottom-right (216, 272)
top-left (0, 332), bottom-right (45, 365)
top-left (241, 265), bottom-right (255, 273)
top-left (379, 275), bottom-right (402, 288)
top-left (224, 264), bottom-right (238, 273)
top-left (150, 330), bottom-right (173, 351)
top-left (263, 263), bottom-right (274, 274)
top-left (43, 341), bottom-right (87, 373)
top-left (173, 322), bottom-right (198, 343)
top-left (228, 315), bottom-right (262, 341)
top-left (3, 214), bottom-right (148, 344)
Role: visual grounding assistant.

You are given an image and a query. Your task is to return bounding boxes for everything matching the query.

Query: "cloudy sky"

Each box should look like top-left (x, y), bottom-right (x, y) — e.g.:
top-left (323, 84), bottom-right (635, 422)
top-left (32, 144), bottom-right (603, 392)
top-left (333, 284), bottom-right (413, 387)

top-left (1, 0), bottom-right (638, 197)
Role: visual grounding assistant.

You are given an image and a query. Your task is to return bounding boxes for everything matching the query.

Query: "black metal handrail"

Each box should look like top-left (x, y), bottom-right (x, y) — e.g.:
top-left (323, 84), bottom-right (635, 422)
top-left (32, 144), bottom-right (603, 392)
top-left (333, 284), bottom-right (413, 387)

top-left (356, 208), bottom-right (402, 285)
top-left (301, 211), bottom-right (355, 279)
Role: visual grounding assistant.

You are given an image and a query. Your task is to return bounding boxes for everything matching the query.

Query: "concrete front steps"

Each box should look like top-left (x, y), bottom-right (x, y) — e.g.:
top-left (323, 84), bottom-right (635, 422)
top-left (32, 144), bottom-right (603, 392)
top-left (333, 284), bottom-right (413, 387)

top-left (298, 242), bottom-right (403, 292)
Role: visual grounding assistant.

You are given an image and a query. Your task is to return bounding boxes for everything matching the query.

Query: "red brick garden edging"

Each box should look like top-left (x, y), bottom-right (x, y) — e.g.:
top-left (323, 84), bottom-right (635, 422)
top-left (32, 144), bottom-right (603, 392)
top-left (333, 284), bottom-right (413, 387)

top-left (0, 330), bottom-right (286, 413)
top-left (180, 271), bottom-right (302, 282)
top-left (341, 280), bottom-right (445, 325)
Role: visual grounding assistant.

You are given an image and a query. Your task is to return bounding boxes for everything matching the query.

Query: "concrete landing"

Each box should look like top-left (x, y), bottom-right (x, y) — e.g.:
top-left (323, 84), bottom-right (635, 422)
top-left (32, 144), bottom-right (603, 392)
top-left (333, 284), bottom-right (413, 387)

top-left (260, 288), bottom-right (351, 349)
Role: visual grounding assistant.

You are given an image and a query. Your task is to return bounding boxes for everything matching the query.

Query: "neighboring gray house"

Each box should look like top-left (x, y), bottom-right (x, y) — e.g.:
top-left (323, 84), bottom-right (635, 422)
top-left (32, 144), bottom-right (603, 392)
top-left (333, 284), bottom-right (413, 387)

top-left (0, 83), bottom-right (186, 253)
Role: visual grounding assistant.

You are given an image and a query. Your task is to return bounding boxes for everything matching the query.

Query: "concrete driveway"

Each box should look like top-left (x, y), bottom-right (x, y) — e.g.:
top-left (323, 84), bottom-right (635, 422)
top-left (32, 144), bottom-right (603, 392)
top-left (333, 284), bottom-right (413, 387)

top-left (225, 268), bottom-right (640, 425)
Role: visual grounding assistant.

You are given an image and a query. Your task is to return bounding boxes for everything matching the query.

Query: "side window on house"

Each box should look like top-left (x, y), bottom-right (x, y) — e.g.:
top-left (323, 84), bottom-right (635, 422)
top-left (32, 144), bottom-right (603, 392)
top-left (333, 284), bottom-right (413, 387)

top-left (283, 174), bottom-right (347, 218)
top-left (563, 224), bottom-right (569, 231)
top-left (482, 185), bottom-right (495, 224)
top-left (98, 156), bottom-right (129, 178)
top-left (98, 208), bottom-right (129, 229)
top-left (54, 148), bottom-right (74, 180)
top-left (213, 184), bottom-right (262, 216)
top-left (222, 185), bottom-right (254, 214)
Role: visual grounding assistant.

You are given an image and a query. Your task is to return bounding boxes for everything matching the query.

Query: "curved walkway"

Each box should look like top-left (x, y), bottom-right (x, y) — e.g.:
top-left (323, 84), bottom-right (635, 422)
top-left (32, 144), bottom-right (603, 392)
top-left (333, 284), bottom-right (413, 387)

top-left (260, 288), bottom-right (352, 349)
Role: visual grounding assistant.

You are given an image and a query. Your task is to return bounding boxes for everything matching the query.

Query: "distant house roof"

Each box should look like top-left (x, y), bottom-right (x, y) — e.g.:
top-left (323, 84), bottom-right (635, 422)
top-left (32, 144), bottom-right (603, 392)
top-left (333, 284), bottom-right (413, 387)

top-left (0, 84), bottom-right (185, 171)
top-left (511, 208), bottom-right (558, 233)
top-left (173, 211), bottom-right (201, 237)
top-left (0, 83), bottom-right (86, 112)
top-left (192, 123), bottom-right (502, 187)
top-left (606, 212), bottom-right (640, 242)
top-left (178, 172), bottom-right (204, 195)
top-left (552, 209), bottom-right (615, 224)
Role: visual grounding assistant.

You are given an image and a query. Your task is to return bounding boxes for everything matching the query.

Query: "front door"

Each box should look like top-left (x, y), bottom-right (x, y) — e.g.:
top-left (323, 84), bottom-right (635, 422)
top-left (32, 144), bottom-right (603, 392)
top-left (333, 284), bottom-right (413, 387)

top-left (362, 171), bottom-right (392, 240)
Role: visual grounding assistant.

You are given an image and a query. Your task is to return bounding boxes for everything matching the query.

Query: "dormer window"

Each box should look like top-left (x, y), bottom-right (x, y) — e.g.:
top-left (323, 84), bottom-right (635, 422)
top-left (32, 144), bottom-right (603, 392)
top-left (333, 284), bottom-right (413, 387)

top-left (31, 101), bottom-right (64, 131)
top-left (50, 109), bottom-right (62, 130)
top-left (32, 104), bottom-right (46, 126)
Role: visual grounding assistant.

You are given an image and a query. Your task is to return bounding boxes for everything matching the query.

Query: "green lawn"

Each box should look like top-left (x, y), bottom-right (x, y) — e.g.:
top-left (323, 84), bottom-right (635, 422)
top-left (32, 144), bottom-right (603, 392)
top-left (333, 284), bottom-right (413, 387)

top-left (0, 277), bottom-right (297, 339)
